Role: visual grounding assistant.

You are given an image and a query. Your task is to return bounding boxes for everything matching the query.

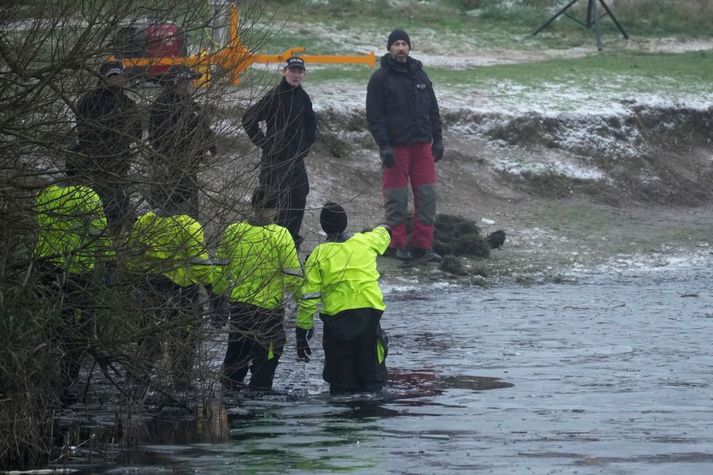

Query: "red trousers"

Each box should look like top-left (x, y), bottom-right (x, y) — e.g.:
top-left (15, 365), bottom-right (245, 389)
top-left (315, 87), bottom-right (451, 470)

top-left (382, 142), bottom-right (437, 250)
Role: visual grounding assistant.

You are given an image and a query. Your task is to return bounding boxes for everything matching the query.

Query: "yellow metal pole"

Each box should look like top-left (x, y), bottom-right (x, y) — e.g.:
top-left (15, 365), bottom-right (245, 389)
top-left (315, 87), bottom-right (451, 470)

top-left (108, 4), bottom-right (376, 87)
top-left (300, 52), bottom-right (376, 67)
top-left (228, 2), bottom-right (241, 84)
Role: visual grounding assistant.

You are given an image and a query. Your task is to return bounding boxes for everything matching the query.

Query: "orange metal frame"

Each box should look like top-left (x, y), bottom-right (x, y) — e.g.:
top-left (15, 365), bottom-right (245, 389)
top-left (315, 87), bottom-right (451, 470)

top-left (108, 4), bottom-right (376, 85)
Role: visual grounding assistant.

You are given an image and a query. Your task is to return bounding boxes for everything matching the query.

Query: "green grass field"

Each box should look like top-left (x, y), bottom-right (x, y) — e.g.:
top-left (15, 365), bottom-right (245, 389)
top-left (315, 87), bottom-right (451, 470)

top-left (238, 0), bottom-right (713, 111)
top-left (263, 0), bottom-right (713, 39)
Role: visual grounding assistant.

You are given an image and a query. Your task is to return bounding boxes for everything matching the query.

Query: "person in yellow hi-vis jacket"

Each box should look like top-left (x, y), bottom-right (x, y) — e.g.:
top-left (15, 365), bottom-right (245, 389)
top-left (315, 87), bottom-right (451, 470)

top-left (212, 186), bottom-right (302, 391)
top-left (297, 202), bottom-right (391, 395)
top-left (125, 208), bottom-right (214, 391)
top-left (34, 181), bottom-right (114, 403)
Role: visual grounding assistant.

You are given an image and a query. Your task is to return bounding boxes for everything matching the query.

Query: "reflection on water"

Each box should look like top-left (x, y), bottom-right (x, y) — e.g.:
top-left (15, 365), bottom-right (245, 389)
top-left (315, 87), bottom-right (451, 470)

top-left (60, 263), bottom-right (713, 473)
top-left (143, 403), bottom-right (230, 445)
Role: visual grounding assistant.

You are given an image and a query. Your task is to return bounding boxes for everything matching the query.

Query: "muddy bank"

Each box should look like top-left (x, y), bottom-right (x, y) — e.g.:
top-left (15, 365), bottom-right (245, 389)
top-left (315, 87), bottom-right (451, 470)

top-left (287, 103), bottom-right (713, 281)
top-left (315, 104), bottom-right (713, 204)
top-left (206, 99), bottom-right (713, 280)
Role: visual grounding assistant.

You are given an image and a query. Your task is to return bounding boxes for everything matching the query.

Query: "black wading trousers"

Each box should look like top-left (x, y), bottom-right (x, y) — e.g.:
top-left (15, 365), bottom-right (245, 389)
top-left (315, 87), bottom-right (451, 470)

top-left (222, 303), bottom-right (286, 391)
top-left (36, 261), bottom-right (95, 402)
top-left (134, 276), bottom-right (201, 390)
top-left (321, 308), bottom-right (387, 395)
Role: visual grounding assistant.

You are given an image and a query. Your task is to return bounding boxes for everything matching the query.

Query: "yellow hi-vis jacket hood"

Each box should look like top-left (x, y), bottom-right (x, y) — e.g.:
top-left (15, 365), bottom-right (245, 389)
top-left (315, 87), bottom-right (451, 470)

top-left (126, 211), bottom-right (213, 287)
top-left (213, 221), bottom-right (302, 310)
top-left (34, 184), bottom-right (114, 274)
top-left (297, 226), bottom-right (390, 330)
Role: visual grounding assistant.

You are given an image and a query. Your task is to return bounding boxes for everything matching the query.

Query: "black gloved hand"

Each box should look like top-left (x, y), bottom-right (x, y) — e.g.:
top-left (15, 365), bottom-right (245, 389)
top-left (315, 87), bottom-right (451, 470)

top-left (380, 147), bottom-right (395, 168)
top-left (208, 294), bottom-right (227, 328)
top-left (432, 141), bottom-right (444, 162)
top-left (257, 135), bottom-right (270, 154)
top-left (102, 260), bottom-right (118, 287)
top-left (296, 327), bottom-right (312, 362)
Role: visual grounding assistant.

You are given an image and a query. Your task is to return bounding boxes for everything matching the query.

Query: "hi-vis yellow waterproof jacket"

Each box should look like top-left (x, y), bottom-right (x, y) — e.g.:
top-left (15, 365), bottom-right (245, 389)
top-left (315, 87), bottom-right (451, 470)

top-left (126, 211), bottom-right (213, 287)
top-left (297, 226), bottom-right (391, 330)
top-left (213, 221), bottom-right (302, 310)
top-left (35, 184), bottom-right (114, 274)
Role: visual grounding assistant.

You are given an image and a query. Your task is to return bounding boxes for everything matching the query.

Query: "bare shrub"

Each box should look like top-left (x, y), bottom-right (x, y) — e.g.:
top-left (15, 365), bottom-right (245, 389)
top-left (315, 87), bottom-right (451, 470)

top-left (0, 0), bottom-right (273, 469)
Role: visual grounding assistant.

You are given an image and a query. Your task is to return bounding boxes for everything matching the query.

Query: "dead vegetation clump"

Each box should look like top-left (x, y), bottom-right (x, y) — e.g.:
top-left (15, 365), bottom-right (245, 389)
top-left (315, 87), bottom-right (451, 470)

top-left (433, 214), bottom-right (506, 259)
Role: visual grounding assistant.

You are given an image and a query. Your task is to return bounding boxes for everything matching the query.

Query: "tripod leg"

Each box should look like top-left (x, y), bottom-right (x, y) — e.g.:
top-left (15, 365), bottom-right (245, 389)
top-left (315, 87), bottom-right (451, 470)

top-left (598, 0), bottom-right (629, 39)
top-left (533, 0), bottom-right (581, 36)
top-left (591, 0), bottom-right (603, 51)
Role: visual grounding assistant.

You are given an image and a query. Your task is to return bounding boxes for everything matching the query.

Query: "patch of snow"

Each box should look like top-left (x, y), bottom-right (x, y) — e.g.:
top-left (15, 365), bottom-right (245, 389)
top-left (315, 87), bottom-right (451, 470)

top-left (493, 155), bottom-right (605, 180)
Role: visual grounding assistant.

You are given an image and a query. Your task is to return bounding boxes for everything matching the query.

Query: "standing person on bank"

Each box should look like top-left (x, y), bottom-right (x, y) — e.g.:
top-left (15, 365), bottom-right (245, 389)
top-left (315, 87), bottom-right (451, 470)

top-left (366, 29), bottom-right (444, 262)
top-left (297, 202), bottom-right (391, 395)
top-left (72, 60), bottom-right (142, 235)
top-left (149, 65), bottom-right (217, 219)
top-left (242, 57), bottom-right (316, 249)
top-left (213, 186), bottom-right (303, 391)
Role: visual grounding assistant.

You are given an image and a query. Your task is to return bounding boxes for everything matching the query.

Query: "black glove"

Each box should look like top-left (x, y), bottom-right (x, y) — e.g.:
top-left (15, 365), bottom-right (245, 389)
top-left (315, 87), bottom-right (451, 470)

top-left (432, 141), bottom-right (444, 162)
top-left (103, 270), bottom-right (116, 287)
top-left (379, 147), bottom-right (395, 168)
top-left (296, 327), bottom-right (312, 362)
top-left (102, 260), bottom-right (118, 287)
top-left (208, 294), bottom-right (227, 328)
top-left (257, 136), bottom-right (271, 154)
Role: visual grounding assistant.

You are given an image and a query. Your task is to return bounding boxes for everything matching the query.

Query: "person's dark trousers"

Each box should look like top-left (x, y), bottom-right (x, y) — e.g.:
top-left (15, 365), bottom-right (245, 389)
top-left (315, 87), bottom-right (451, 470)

top-left (382, 142), bottom-right (437, 250)
top-left (321, 308), bottom-right (387, 395)
top-left (35, 261), bottom-right (94, 402)
top-left (93, 180), bottom-right (130, 237)
top-left (261, 161), bottom-right (309, 245)
top-left (67, 154), bottom-right (132, 236)
top-left (223, 303), bottom-right (285, 390)
top-left (151, 172), bottom-right (200, 220)
top-left (135, 276), bottom-right (201, 390)
top-left (168, 173), bottom-right (200, 219)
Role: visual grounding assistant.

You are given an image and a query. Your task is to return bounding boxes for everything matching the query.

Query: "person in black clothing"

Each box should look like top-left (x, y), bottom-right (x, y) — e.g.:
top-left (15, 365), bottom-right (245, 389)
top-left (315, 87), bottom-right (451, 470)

top-left (149, 65), bottom-right (216, 219)
top-left (242, 56), bottom-right (316, 248)
top-left (72, 60), bottom-right (142, 235)
top-left (366, 29), bottom-right (444, 263)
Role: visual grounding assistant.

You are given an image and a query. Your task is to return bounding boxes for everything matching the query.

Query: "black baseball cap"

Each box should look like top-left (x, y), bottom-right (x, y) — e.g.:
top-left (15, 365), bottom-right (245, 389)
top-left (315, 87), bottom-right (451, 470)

top-left (99, 60), bottom-right (125, 77)
top-left (284, 56), bottom-right (305, 70)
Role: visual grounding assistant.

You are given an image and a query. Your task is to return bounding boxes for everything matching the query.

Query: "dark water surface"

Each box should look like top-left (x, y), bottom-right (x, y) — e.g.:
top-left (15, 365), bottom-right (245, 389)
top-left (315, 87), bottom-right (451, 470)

top-left (65, 260), bottom-right (713, 474)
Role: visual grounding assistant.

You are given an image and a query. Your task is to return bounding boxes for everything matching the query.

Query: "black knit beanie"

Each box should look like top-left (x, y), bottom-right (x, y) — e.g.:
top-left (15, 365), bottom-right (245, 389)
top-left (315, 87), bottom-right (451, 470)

top-left (320, 202), bottom-right (348, 236)
top-left (387, 29), bottom-right (411, 50)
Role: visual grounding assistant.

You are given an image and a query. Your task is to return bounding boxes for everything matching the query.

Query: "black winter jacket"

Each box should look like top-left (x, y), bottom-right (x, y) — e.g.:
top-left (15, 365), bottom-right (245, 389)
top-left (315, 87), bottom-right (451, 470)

top-left (75, 86), bottom-right (142, 175)
top-left (242, 78), bottom-right (316, 177)
top-left (366, 54), bottom-right (442, 149)
top-left (149, 89), bottom-right (216, 173)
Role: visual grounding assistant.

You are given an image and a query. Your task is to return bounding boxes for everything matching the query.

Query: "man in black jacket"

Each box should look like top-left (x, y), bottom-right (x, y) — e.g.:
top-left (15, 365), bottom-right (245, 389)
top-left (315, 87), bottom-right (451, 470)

top-left (366, 30), bottom-right (444, 263)
top-left (242, 57), bottom-right (316, 248)
top-left (72, 60), bottom-right (142, 235)
top-left (149, 65), bottom-right (216, 219)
